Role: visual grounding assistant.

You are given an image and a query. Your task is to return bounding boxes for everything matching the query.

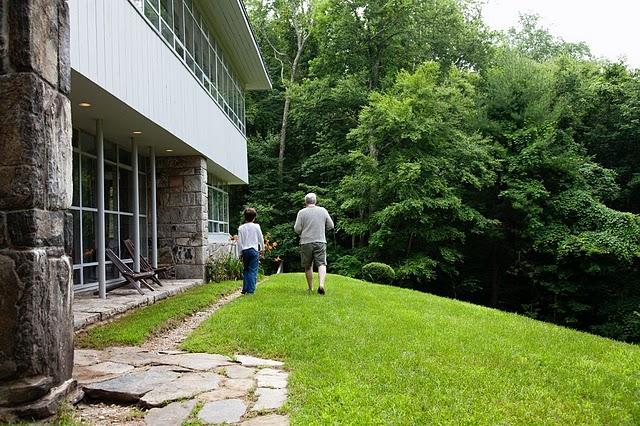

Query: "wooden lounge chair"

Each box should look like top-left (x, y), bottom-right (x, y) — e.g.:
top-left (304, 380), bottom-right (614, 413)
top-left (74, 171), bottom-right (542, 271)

top-left (105, 248), bottom-right (156, 294)
top-left (123, 239), bottom-right (173, 286)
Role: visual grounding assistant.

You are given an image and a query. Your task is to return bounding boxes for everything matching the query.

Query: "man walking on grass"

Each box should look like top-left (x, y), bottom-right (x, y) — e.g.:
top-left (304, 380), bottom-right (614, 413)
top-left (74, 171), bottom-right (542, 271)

top-left (294, 193), bottom-right (334, 295)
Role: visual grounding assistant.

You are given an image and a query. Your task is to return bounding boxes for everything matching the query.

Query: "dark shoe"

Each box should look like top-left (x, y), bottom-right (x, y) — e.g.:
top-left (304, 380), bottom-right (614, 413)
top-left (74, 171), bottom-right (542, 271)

top-left (318, 287), bottom-right (325, 295)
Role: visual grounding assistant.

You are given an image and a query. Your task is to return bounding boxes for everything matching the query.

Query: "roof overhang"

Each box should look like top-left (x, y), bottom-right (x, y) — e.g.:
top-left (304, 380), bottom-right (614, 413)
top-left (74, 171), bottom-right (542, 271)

top-left (199, 0), bottom-right (272, 91)
top-left (71, 71), bottom-right (248, 184)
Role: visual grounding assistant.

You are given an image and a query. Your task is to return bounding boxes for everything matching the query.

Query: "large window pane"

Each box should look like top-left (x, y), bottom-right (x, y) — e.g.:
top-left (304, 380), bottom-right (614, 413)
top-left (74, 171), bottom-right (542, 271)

top-left (119, 146), bottom-right (132, 166)
top-left (140, 217), bottom-right (148, 258)
top-left (82, 211), bottom-right (97, 263)
top-left (105, 164), bottom-right (118, 211)
top-left (160, 0), bottom-right (172, 25)
top-left (72, 152), bottom-right (79, 207)
top-left (73, 268), bottom-right (81, 286)
top-left (144, 0), bottom-right (160, 30)
top-left (119, 168), bottom-right (132, 213)
top-left (106, 213), bottom-right (119, 256)
top-left (139, 173), bottom-right (147, 214)
top-left (185, 10), bottom-right (194, 55)
top-left (81, 156), bottom-right (97, 208)
top-left (83, 266), bottom-right (98, 285)
top-left (80, 132), bottom-right (96, 155)
top-left (104, 140), bottom-right (117, 162)
top-left (195, 29), bottom-right (203, 68)
top-left (173, 0), bottom-right (184, 42)
top-left (161, 20), bottom-right (173, 45)
top-left (72, 210), bottom-right (81, 264)
top-left (209, 46), bottom-right (216, 87)
top-left (207, 187), bottom-right (213, 221)
top-left (119, 215), bottom-right (132, 259)
top-left (106, 263), bottom-right (120, 281)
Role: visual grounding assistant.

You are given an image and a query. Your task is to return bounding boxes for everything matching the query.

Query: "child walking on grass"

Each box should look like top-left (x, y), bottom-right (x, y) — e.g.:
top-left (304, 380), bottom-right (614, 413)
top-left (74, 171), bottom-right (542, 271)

top-left (237, 208), bottom-right (264, 294)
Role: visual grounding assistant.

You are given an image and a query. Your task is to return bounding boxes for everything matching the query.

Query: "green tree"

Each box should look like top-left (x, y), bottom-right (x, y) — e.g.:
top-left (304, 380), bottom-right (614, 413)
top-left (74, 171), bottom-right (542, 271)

top-left (339, 63), bottom-right (496, 287)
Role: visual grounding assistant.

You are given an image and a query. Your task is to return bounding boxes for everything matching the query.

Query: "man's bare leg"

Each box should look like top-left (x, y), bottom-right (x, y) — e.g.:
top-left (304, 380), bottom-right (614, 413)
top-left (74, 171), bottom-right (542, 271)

top-left (318, 264), bottom-right (327, 292)
top-left (305, 267), bottom-right (314, 291)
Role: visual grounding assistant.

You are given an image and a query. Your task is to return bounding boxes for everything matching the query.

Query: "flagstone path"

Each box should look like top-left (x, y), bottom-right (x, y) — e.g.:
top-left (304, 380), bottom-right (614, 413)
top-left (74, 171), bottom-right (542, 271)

top-left (72, 287), bottom-right (290, 425)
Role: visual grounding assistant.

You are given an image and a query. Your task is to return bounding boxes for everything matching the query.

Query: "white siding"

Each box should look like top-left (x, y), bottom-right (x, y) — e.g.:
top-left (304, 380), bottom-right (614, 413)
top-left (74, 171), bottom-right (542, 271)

top-left (69, 0), bottom-right (248, 183)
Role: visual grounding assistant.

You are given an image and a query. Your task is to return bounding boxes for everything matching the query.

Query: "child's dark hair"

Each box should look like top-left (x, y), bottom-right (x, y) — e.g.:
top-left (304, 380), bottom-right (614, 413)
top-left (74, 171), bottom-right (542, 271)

top-left (244, 207), bottom-right (257, 223)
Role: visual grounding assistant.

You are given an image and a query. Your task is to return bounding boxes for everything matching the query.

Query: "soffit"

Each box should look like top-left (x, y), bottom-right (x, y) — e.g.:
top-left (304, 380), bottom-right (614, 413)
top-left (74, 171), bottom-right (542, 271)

top-left (198, 0), bottom-right (271, 91)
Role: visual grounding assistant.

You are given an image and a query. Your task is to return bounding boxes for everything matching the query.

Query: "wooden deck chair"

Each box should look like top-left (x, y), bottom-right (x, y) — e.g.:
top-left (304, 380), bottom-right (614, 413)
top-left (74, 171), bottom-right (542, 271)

top-left (123, 239), bottom-right (172, 286)
top-left (105, 248), bottom-right (156, 294)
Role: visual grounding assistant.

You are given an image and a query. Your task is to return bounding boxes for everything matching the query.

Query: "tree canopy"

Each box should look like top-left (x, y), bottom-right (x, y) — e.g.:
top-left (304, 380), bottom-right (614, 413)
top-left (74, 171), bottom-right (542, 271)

top-left (237, 2), bottom-right (640, 343)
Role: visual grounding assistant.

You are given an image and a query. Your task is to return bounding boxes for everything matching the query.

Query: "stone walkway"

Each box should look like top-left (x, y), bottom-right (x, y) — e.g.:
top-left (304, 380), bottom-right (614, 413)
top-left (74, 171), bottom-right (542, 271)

top-left (73, 279), bottom-right (204, 331)
top-left (74, 349), bottom-right (289, 425)
top-left (72, 280), bottom-right (289, 425)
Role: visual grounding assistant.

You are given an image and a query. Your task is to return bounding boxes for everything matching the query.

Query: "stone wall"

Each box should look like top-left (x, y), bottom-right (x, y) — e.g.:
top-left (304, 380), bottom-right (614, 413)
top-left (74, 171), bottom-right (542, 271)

top-left (0, 0), bottom-right (76, 419)
top-left (156, 156), bottom-right (208, 279)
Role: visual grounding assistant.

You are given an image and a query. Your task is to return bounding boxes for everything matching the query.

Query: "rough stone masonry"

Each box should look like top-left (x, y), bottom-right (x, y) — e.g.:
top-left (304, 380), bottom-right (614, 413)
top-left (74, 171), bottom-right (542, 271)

top-left (0, 0), bottom-right (76, 420)
top-left (156, 155), bottom-right (209, 279)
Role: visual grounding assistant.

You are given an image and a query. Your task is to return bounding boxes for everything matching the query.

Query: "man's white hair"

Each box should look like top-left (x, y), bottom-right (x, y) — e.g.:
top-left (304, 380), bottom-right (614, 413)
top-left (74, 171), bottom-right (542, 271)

top-left (305, 192), bottom-right (317, 205)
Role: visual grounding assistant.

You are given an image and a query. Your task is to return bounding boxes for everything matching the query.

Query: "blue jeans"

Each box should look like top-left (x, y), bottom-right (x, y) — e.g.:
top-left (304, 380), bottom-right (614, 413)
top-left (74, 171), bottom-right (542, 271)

top-left (241, 248), bottom-right (259, 294)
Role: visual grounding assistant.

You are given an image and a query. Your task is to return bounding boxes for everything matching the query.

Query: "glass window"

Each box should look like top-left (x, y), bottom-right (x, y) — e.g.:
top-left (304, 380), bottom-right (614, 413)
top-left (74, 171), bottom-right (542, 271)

top-left (185, 10), bottom-right (194, 55)
top-left (207, 180), bottom-right (229, 234)
top-left (140, 217), bottom-right (148, 258)
top-left (160, 0), bottom-right (172, 25)
top-left (106, 213), bottom-right (119, 256)
top-left (119, 215), bottom-right (132, 259)
top-left (72, 152), bottom-right (79, 207)
top-left (105, 164), bottom-right (118, 211)
top-left (106, 263), bottom-right (120, 281)
top-left (135, 0), bottom-right (246, 133)
top-left (173, 0), bottom-right (184, 58)
top-left (104, 140), bottom-right (117, 162)
top-left (83, 266), bottom-right (98, 286)
top-left (82, 211), bottom-right (97, 263)
top-left (72, 210), bottom-right (81, 263)
top-left (139, 173), bottom-right (147, 214)
top-left (71, 128), bottom-right (150, 290)
top-left (119, 147), bottom-right (131, 166)
top-left (173, 0), bottom-right (184, 41)
top-left (161, 20), bottom-right (173, 45)
top-left (81, 156), bottom-right (97, 208)
top-left (80, 132), bottom-right (96, 155)
top-left (119, 168), bottom-right (132, 213)
top-left (144, 0), bottom-right (160, 30)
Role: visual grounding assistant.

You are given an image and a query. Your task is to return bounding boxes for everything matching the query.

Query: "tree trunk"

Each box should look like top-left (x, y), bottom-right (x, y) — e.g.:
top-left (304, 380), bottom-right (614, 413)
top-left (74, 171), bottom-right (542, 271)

top-left (277, 31), bottom-right (308, 184)
top-left (277, 94), bottom-right (291, 181)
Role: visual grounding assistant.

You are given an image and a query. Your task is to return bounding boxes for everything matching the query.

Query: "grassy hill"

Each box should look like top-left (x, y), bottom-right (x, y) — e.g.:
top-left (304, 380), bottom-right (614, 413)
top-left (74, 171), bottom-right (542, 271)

top-left (182, 273), bottom-right (640, 425)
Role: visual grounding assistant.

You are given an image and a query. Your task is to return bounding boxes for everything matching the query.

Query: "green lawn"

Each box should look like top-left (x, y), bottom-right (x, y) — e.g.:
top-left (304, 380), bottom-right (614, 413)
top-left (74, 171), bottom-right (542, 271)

top-left (76, 281), bottom-right (240, 349)
top-left (182, 274), bottom-right (640, 425)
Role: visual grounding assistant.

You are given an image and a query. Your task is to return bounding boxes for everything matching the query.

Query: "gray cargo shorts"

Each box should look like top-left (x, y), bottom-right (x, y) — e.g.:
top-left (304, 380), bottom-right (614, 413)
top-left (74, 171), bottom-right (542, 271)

top-left (300, 242), bottom-right (327, 269)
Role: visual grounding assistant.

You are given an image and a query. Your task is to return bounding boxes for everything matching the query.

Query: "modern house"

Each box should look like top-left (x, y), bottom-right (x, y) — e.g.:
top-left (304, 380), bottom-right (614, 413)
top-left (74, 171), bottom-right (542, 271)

top-left (68, 0), bottom-right (271, 295)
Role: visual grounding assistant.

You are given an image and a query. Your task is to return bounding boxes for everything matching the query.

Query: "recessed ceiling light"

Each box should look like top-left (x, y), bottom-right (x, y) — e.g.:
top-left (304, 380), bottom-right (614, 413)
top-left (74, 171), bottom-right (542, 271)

top-left (165, 149), bottom-right (174, 152)
top-left (79, 102), bottom-right (91, 107)
top-left (132, 131), bottom-right (143, 135)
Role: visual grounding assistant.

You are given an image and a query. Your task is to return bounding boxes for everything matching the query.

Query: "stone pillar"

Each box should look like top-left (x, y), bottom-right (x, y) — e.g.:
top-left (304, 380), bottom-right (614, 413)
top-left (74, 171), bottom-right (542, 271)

top-left (0, 0), bottom-right (76, 420)
top-left (156, 156), bottom-right (208, 279)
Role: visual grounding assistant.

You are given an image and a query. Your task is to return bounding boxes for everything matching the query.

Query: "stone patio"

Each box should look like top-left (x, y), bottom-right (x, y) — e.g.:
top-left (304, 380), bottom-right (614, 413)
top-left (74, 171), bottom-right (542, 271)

top-left (74, 348), bottom-right (289, 425)
top-left (73, 279), bottom-right (204, 331)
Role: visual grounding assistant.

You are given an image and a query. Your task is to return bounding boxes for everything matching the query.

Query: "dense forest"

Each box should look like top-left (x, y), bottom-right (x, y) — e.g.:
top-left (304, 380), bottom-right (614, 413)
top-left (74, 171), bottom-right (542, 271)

top-left (232, 0), bottom-right (640, 343)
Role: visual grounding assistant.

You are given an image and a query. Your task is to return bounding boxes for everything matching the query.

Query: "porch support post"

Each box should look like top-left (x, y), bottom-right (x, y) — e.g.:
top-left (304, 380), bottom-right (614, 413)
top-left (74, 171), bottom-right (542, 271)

top-left (96, 119), bottom-right (106, 299)
top-left (150, 146), bottom-right (158, 268)
top-left (132, 137), bottom-right (140, 272)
